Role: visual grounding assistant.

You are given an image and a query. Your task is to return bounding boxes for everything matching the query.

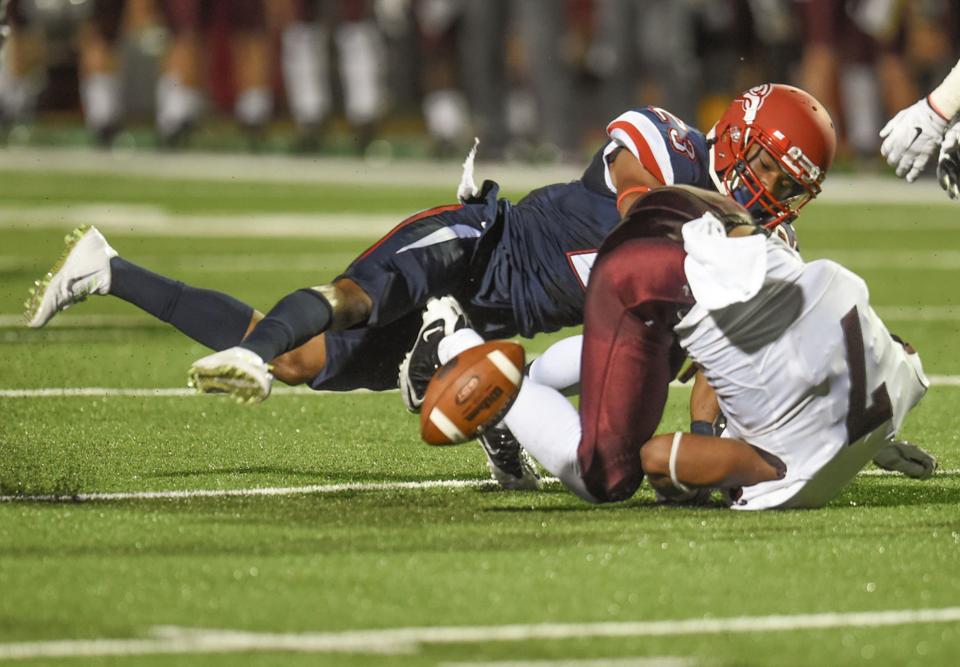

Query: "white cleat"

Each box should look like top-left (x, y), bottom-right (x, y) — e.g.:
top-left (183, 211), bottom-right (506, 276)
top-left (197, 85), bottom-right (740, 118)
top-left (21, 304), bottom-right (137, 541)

top-left (23, 225), bottom-right (118, 328)
top-left (188, 347), bottom-right (273, 405)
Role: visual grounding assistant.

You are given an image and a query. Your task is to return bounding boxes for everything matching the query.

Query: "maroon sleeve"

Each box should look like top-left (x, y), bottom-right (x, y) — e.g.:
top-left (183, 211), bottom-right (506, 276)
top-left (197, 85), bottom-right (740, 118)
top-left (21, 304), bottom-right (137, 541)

top-left (576, 238), bottom-right (691, 502)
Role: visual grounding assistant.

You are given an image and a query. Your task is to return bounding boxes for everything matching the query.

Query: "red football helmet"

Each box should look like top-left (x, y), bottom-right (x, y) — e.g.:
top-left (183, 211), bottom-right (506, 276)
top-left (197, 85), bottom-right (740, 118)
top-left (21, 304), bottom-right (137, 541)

top-left (708, 84), bottom-right (837, 228)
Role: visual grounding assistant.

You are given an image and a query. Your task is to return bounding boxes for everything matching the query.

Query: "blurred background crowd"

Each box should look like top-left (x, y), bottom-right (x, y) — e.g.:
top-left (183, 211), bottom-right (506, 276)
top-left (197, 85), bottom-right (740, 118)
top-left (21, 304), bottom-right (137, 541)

top-left (1, 0), bottom-right (958, 164)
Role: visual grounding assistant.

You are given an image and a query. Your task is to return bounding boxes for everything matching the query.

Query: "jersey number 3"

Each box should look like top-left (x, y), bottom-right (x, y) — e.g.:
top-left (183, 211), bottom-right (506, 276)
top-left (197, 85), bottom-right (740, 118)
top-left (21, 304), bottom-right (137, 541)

top-left (841, 306), bottom-right (893, 445)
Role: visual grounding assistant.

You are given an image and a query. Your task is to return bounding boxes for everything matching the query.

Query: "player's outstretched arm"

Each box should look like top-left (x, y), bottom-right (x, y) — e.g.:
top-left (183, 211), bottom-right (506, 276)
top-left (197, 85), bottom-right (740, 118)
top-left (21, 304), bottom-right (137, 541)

top-left (880, 58), bottom-right (960, 183)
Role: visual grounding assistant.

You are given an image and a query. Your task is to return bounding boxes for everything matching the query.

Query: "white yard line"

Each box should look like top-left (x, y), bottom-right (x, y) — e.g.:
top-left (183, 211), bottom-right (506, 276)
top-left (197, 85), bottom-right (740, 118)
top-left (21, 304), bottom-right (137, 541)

top-left (0, 386), bottom-right (351, 397)
top-left (438, 660), bottom-right (694, 667)
top-left (0, 607), bottom-right (958, 660)
top-left (1, 468), bottom-right (955, 504)
top-left (1, 253), bottom-right (362, 273)
top-left (857, 467), bottom-right (958, 477)
top-left (0, 205), bottom-right (401, 238)
top-left (0, 478), bottom-right (509, 503)
top-left (0, 314), bottom-right (158, 328)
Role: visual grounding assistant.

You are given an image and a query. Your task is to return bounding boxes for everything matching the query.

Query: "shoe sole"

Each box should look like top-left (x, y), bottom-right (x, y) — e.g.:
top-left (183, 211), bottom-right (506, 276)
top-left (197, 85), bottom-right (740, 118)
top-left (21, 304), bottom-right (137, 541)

top-left (187, 364), bottom-right (269, 405)
top-left (23, 225), bottom-right (93, 328)
top-left (397, 349), bottom-right (422, 413)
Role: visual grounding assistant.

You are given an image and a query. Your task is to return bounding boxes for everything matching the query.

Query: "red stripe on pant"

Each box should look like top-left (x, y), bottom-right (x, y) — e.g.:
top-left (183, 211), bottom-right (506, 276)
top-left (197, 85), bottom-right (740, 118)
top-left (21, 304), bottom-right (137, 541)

top-left (355, 204), bottom-right (464, 262)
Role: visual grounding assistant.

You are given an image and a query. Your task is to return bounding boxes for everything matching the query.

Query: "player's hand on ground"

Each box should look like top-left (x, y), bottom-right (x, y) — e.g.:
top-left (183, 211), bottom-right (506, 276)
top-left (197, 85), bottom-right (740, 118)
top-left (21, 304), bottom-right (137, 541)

top-left (937, 122), bottom-right (960, 199)
top-left (879, 98), bottom-right (949, 182)
top-left (872, 441), bottom-right (937, 480)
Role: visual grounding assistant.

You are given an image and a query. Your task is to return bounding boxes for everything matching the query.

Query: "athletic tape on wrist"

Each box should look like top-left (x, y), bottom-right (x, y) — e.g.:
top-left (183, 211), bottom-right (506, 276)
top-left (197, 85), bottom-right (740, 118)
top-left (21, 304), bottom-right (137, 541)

top-left (669, 431), bottom-right (691, 493)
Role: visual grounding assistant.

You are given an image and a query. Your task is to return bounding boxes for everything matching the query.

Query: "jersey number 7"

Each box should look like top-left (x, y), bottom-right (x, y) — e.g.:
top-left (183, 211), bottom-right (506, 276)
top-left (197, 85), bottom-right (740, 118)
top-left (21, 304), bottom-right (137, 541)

top-left (841, 306), bottom-right (893, 445)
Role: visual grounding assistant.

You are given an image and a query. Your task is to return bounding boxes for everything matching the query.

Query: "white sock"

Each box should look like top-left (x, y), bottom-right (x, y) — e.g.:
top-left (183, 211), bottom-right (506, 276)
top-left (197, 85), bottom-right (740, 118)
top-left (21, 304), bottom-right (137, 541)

top-left (503, 380), bottom-right (598, 503)
top-left (507, 87), bottom-right (537, 139)
top-left (335, 20), bottom-right (383, 125)
top-left (840, 64), bottom-right (880, 154)
top-left (0, 63), bottom-right (38, 119)
top-left (156, 74), bottom-right (202, 136)
top-left (438, 328), bottom-right (484, 364)
top-left (235, 87), bottom-right (272, 127)
top-left (528, 334), bottom-right (582, 391)
top-left (435, 327), bottom-right (595, 502)
top-left (80, 73), bottom-right (122, 130)
top-left (282, 22), bottom-right (330, 126)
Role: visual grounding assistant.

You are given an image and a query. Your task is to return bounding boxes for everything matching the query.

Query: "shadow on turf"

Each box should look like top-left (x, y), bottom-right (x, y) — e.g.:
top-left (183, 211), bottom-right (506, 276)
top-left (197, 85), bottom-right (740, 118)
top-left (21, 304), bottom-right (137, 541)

top-left (481, 478), bottom-right (960, 512)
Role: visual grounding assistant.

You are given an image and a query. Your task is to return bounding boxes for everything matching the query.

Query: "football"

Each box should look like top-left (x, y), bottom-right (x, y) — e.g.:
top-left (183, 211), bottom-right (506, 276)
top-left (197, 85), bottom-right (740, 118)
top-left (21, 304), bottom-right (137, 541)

top-left (420, 340), bottom-right (525, 446)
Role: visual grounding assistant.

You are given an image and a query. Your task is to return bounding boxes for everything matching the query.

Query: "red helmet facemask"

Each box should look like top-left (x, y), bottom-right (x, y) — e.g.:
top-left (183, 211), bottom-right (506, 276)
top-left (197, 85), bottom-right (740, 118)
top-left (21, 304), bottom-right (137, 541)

top-left (708, 84), bottom-right (837, 228)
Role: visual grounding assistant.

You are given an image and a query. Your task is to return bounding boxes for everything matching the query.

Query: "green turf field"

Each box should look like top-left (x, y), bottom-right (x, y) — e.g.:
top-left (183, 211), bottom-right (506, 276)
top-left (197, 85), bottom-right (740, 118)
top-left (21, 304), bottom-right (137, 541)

top-left (1, 162), bottom-right (959, 666)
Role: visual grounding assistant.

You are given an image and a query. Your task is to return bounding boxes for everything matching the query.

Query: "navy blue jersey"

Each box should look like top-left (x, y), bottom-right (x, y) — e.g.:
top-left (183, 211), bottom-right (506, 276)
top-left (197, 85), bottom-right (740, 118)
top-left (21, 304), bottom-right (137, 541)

top-left (314, 107), bottom-right (714, 391)
top-left (471, 107), bottom-right (711, 337)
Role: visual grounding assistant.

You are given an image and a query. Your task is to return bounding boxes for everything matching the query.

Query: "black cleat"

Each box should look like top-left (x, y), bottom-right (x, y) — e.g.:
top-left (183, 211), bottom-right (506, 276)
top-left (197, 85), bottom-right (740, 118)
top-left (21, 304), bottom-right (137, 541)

top-left (478, 422), bottom-right (540, 490)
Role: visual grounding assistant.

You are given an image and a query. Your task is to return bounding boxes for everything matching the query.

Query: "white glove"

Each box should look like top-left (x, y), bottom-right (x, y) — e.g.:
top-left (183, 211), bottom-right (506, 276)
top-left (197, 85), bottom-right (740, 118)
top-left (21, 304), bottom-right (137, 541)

top-left (937, 122), bottom-right (960, 200)
top-left (872, 441), bottom-right (937, 480)
top-left (879, 98), bottom-right (949, 182)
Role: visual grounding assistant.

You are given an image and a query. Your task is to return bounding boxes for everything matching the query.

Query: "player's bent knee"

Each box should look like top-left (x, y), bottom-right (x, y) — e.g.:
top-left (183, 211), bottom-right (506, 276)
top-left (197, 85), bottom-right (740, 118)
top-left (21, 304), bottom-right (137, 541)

top-left (317, 279), bottom-right (373, 330)
top-left (639, 435), bottom-right (672, 479)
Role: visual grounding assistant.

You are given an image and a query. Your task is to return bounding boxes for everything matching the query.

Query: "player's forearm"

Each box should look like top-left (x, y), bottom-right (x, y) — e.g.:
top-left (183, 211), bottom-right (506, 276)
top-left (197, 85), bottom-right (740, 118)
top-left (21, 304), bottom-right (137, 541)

top-left (609, 149), bottom-right (661, 216)
top-left (690, 370), bottom-right (720, 424)
top-left (929, 58), bottom-right (960, 120)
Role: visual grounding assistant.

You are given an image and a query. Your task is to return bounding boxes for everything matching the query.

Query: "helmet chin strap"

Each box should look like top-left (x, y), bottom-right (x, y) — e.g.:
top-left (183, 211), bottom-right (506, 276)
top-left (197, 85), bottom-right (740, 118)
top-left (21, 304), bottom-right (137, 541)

top-left (708, 125), bottom-right (802, 227)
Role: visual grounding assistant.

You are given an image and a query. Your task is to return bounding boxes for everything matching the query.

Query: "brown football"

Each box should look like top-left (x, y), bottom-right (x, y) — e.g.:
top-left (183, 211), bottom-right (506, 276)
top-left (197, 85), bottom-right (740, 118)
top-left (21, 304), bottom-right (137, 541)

top-left (420, 340), bottom-right (525, 446)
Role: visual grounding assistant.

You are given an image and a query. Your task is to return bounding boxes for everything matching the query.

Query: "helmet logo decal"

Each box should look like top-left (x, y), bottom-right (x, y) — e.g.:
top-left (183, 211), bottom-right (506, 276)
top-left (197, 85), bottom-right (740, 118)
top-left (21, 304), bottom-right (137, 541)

top-left (740, 84), bottom-right (773, 125)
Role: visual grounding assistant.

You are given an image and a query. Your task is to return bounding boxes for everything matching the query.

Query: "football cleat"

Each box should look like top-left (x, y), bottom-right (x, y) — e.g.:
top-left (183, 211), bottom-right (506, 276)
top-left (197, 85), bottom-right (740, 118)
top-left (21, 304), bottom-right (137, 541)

top-left (398, 295), bottom-right (469, 413)
top-left (188, 347), bottom-right (273, 404)
top-left (478, 422), bottom-right (541, 491)
top-left (23, 225), bottom-right (118, 328)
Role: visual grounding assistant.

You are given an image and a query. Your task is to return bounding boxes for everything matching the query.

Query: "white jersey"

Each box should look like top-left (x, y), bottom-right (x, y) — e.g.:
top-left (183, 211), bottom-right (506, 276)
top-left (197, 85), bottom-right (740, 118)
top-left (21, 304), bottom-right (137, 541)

top-left (676, 239), bottom-right (929, 510)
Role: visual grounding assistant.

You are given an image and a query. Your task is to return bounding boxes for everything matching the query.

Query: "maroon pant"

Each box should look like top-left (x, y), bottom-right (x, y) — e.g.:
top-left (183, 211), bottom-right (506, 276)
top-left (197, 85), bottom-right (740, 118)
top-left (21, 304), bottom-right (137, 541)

top-left (577, 237), bottom-right (691, 502)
